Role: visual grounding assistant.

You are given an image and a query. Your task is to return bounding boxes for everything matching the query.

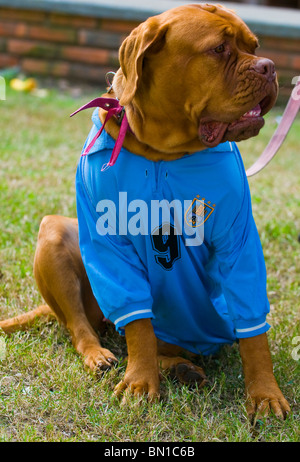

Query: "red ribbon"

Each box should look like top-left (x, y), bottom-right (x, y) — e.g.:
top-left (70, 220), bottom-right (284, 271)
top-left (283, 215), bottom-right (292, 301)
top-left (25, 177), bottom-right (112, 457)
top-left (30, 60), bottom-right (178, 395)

top-left (70, 97), bottom-right (129, 171)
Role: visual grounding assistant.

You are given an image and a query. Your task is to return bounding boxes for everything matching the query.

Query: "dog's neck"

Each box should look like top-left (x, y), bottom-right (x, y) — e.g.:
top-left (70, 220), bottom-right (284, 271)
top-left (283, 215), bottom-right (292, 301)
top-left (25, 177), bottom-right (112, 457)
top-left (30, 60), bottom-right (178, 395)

top-left (99, 92), bottom-right (189, 162)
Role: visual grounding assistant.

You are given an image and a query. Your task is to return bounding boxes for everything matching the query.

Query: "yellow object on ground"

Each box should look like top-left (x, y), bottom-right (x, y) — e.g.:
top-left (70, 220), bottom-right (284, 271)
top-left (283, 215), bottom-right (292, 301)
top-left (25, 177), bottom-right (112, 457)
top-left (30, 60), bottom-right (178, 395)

top-left (10, 78), bottom-right (37, 92)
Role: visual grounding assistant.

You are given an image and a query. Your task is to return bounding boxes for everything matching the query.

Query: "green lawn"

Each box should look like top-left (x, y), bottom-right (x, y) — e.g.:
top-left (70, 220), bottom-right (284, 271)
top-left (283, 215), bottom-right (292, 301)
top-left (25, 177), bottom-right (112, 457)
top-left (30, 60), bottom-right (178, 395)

top-left (0, 86), bottom-right (299, 442)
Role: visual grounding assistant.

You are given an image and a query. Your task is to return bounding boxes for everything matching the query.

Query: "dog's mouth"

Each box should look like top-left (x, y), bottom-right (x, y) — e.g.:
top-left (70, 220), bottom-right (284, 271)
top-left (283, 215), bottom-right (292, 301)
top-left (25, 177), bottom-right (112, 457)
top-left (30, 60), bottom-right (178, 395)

top-left (199, 97), bottom-right (271, 147)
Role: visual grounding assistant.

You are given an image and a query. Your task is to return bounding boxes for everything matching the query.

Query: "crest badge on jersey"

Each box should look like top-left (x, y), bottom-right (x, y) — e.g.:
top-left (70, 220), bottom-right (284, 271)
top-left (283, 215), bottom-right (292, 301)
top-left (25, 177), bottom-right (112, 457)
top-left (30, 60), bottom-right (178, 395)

top-left (184, 196), bottom-right (215, 228)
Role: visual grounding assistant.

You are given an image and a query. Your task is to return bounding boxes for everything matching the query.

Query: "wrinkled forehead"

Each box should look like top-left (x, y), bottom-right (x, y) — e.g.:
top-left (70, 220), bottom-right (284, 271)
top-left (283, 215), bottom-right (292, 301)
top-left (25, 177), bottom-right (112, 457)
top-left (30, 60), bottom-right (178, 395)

top-left (161, 5), bottom-right (258, 50)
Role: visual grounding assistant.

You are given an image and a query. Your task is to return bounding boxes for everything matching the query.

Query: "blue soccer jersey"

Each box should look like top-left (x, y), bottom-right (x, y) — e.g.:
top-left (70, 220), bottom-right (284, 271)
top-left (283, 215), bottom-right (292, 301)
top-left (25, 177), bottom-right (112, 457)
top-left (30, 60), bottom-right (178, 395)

top-left (75, 108), bottom-right (270, 355)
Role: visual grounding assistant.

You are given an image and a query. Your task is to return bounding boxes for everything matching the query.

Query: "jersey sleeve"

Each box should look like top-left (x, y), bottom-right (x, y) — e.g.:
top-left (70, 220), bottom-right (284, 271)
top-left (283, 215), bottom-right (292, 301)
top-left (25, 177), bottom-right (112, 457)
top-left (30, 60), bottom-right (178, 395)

top-left (75, 156), bottom-right (154, 335)
top-left (210, 152), bottom-right (270, 339)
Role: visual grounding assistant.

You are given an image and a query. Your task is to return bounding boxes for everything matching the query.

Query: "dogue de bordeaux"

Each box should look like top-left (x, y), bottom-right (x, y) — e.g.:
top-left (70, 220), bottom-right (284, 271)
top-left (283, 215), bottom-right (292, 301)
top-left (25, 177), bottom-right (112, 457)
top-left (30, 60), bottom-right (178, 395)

top-left (0, 4), bottom-right (290, 420)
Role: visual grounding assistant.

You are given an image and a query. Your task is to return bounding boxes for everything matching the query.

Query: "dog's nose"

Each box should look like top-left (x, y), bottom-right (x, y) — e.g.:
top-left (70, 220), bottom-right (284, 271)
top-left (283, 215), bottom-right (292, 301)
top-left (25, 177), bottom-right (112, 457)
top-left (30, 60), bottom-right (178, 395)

top-left (251, 58), bottom-right (276, 81)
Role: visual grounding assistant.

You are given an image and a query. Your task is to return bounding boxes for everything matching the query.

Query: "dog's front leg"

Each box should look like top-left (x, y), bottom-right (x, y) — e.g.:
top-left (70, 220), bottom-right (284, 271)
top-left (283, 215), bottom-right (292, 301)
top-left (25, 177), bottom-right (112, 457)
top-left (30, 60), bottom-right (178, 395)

top-left (114, 319), bottom-right (160, 402)
top-left (239, 333), bottom-right (290, 421)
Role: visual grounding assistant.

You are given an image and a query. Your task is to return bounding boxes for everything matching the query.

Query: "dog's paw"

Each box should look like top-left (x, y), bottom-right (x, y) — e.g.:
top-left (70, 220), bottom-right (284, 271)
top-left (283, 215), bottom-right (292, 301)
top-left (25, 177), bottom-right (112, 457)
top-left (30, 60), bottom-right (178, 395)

top-left (170, 362), bottom-right (207, 387)
top-left (113, 364), bottom-right (160, 404)
top-left (84, 347), bottom-right (118, 372)
top-left (245, 383), bottom-right (291, 422)
top-left (113, 379), bottom-right (160, 404)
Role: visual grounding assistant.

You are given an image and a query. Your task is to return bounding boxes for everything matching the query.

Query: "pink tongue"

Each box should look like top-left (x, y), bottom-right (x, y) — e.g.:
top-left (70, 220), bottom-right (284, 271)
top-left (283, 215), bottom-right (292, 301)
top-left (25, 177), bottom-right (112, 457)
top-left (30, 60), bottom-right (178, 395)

top-left (199, 121), bottom-right (228, 146)
top-left (243, 104), bottom-right (261, 118)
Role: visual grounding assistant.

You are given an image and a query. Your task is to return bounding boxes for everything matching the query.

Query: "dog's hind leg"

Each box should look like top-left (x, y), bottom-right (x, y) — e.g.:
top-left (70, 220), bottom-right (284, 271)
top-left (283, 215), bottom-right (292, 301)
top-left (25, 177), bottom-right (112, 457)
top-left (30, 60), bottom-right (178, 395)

top-left (157, 340), bottom-right (207, 387)
top-left (33, 215), bottom-right (117, 372)
top-left (158, 355), bottom-right (207, 387)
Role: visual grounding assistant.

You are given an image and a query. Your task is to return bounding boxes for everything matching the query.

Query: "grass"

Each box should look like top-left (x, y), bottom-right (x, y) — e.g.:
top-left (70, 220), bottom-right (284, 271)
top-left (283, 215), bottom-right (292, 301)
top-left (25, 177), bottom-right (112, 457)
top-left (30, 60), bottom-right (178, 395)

top-left (0, 84), bottom-right (299, 442)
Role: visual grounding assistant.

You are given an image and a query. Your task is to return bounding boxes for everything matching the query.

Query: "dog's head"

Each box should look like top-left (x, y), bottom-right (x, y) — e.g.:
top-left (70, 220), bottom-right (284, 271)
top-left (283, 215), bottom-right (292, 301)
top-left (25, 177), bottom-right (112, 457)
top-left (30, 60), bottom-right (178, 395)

top-left (112, 4), bottom-right (278, 156)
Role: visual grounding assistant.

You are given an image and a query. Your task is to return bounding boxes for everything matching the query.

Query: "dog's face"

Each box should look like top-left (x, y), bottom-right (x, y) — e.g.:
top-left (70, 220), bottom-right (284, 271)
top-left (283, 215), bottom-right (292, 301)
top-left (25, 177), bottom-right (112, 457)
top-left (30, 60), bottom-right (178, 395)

top-left (113, 4), bottom-right (278, 155)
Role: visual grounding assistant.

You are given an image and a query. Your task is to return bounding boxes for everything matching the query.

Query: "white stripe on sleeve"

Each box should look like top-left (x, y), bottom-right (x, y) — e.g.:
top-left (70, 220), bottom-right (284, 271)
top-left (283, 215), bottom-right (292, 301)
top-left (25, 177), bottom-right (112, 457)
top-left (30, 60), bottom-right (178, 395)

top-left (114, 309), bottom-right (153, 326)
top-left (236, 321), bottom-right (266, 333)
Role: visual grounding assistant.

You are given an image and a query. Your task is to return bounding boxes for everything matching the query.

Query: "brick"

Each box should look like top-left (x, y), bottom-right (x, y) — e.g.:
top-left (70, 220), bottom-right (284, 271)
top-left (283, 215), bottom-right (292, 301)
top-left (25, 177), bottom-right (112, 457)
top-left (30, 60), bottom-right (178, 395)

top-left (78, 29), bottom-right (122, 49)
top-left (21, 56), bottom-right (115, 83)
top-left (61, 45), bottom-right (110, 65)
top-left (68, 62), bottom-right (116, 83)
top-left (101, 19), bottom-right (140, 34)
top-left (260, 36), bottom-right (300, 53)
top-left (257, 48), bottom-right (291, 69)
top-left (0, 8), bottom-right (46, 23)
top-left (50, 13), bottom-right (98, 29)
top-left (108, 50), bottom-right (120, 67)
top-left (7, 39), bottom-right (59, 59)
top-left (21, 58), bottom-right (49, 75)
top-left (0, 52), bottom-right (19, 68)
top-left (291, 56), bottom-right (300, 71)
top-left (0, 21), bottom-right (27, 38)
top-left (27, 25), bottom-right (76, 43)
top-left (276, 69), bottom-right (297, 85)
top-left (22, 58), bottom-right (70, 77)
top-left (0, 37), bottom-right (6, 52)
top-left (49, 61), bottom-right (71, 78)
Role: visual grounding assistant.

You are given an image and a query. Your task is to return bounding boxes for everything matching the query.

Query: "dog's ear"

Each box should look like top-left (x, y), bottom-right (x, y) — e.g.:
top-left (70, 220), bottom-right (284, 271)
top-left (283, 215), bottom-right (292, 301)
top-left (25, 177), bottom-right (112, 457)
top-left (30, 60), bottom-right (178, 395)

top-left (118, 18), bottom-right (168, 106)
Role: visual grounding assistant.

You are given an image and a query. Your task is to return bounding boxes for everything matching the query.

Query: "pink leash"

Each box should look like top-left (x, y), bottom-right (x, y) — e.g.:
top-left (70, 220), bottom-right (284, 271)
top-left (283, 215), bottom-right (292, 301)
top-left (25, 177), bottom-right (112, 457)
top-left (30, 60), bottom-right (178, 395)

top-left (70, 97), bottom-right (129, 171)
top-left (246, 78), bottom-right (300, 177)
top-left (71, 79), bottom-right (299, 175)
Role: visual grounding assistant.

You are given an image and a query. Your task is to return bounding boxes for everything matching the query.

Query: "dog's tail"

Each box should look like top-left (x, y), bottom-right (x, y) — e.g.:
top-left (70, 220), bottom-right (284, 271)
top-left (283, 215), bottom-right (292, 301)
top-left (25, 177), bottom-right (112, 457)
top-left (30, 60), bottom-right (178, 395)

top-left (0, 305), bottom-right (56, 334)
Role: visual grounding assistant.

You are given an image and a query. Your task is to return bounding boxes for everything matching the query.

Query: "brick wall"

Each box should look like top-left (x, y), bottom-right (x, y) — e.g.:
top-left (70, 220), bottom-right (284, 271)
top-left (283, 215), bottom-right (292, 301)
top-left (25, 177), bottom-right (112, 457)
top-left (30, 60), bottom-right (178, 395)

top-left (0, 5), bottom-right (299, 102)
top-left (0, 7), bottom-right (139, 84)
top-left (258, 35), bottom-right (300, 101)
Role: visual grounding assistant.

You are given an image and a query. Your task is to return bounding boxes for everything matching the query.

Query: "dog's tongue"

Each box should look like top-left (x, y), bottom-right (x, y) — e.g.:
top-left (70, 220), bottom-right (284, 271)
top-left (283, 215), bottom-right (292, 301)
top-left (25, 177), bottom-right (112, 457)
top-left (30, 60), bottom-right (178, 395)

top-left (199, 120), bottom-right (228, 147)
top-left (199, 104), bottom-right (262, 147)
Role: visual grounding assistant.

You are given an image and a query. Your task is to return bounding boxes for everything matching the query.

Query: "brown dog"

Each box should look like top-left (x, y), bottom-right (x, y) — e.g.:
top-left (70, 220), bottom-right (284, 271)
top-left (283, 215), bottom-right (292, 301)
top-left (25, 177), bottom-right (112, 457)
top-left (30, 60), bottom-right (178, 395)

top-left (0, 4), bottom-right (290, 420)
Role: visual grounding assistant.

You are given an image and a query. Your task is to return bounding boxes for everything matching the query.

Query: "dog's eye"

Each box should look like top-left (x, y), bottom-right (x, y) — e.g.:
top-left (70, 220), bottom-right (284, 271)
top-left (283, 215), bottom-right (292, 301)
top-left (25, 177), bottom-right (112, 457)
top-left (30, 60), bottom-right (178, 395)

top-left (214, 44), bottom-right (225, 53)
